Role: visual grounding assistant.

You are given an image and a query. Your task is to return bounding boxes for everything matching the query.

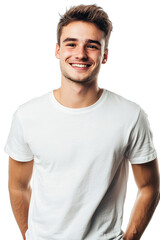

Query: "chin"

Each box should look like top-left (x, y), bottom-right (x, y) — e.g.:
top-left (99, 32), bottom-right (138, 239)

top-left (64, 72), bottom-right (96, 83)
top-left (67, 76), bottom-right (93, 84)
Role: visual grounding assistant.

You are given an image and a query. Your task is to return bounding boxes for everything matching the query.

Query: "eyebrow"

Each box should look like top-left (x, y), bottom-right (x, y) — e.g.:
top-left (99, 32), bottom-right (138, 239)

top-left (87, 39), bottom-right (101, 46)
top-left (63, 38), bottom-right (101, 46)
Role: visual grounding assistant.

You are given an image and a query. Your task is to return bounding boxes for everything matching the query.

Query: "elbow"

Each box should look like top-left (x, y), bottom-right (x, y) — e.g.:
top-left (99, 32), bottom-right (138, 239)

top-left (8, 182), bottom-right (13, 193)
top-left (151, 174), bottom-right (160, 205)
top-left (156, 185), bottom-right (160, 204)
top-left (139, 181), bottom-right (160, 206)
top-left (8, 182), bottom-right (31, 193)
top-left (154, 180), bottom-right (160, 206)
top-left (154, 191), bottom-right (160, 209)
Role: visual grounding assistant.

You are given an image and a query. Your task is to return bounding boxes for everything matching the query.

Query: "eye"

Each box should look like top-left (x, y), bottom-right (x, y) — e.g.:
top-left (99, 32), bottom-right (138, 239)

top-left (87, 45), bottom-right (98, 49)
top-left (66, 43), bottom-right (76, 47)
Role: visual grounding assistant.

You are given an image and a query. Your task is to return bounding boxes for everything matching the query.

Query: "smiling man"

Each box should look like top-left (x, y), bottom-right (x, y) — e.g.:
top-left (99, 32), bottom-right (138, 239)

top-left (56, 21), bottom-right (107, 85)
top-left (54, 19), bottom-right (108, 107)
top-left (5, 4), bottom-right (160, 240)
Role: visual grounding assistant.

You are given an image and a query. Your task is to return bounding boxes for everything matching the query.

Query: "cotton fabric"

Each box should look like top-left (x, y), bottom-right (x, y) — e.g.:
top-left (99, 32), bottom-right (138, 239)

top-left (4, 88), bottom-right (157, 240)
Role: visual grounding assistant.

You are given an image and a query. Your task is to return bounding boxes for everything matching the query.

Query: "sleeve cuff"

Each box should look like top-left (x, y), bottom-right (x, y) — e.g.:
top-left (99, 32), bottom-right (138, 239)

top-left (129, 151), bottom-right (157, 164)
top-left (4, 145), bottom-right (34, 162)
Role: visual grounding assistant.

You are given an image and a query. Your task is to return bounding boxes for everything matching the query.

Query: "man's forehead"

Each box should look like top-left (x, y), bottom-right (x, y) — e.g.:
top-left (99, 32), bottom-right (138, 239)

top-left (60, 21), bottom-right (105, 41)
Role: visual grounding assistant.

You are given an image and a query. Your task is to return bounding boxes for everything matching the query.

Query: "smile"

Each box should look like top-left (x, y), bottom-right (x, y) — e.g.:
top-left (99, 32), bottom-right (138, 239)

top-left (69, 63), bottom-right (91, 69)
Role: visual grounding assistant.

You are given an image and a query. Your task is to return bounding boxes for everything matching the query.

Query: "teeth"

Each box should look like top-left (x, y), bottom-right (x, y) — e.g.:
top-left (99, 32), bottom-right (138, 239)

top-left (71, 64), bottom-right (88, 68)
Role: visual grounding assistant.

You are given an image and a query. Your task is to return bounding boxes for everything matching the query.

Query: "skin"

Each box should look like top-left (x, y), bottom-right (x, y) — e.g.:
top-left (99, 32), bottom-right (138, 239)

top-left (8, 20), bottom-right (160, 240)
top-left (123, 159), bottom-right (160, 239)
top-left (54, 21), bottom-right (108, 108)
top-left (8, 157), bottom-right (33, 240)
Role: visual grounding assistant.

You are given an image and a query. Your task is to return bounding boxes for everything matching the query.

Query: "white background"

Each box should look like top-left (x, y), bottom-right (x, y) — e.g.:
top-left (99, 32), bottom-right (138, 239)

top-left (0, 0), bottom-right (160, 239)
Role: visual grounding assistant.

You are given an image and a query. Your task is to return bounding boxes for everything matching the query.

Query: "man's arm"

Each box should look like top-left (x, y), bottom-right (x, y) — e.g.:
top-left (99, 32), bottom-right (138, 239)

top-left (8, 156), bottom-right (34, 240)
top-left (123, 158), bottom-right (160, 240)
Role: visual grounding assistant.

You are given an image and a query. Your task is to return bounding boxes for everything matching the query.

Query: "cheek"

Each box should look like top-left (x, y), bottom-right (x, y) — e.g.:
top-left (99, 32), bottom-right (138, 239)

top-left (89, 51), bottom-right (101, 61)
top-left (93, 56), bottom-right (102, 67)
top-left (60, 49), bottom-right (73, 61)
top-left (60, 47), bottom-right (73, 54)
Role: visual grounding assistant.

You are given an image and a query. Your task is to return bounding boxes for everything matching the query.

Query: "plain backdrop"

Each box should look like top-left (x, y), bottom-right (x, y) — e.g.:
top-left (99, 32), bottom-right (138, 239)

top-left (0, 0), bottom-right (160, 239)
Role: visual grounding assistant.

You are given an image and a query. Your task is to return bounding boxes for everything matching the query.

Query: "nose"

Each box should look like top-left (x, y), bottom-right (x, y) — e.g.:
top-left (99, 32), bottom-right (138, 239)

top-left (75, 45), bottom-right (88, 60)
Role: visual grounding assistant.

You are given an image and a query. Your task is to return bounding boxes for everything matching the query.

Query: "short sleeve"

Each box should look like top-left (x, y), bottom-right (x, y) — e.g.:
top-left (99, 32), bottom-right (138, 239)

top-left (125, 108), bottom-right (157, 164)
top-left (4, 109), bottom-right (34, 161)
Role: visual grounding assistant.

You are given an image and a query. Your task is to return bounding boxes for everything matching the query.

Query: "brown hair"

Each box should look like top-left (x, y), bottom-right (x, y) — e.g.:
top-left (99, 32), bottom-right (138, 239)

top-left (57, 4), bottom-right (113, 48)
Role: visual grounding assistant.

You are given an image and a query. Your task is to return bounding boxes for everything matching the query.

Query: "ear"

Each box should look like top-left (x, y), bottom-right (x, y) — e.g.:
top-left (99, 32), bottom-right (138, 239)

top-left (102, 48), bottom-right (108, 64)
top-left (55, 43), bottom-right (60, 59)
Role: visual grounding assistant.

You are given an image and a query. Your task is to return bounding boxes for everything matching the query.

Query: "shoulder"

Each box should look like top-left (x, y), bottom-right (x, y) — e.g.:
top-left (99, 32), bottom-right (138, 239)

top-left (16, 91), bottom-right (52, 120)
top-left (106, 89), bottom-right (140, 110)
top-left (105, 89), bottom-right (142, 123)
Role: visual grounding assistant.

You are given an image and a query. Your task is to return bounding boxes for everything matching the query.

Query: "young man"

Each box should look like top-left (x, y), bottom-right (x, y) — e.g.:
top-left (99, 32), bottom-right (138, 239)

top-left (5, 4), bottom-right (160, 240)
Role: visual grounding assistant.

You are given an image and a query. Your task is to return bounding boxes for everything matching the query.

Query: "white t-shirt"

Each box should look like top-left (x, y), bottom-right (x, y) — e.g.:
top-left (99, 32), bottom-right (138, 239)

top-left (4, 88), bottom-right (157, 240)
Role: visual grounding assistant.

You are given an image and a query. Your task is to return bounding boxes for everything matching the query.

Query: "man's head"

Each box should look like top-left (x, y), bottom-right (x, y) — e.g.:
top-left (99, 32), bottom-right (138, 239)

top-left (57, 4), bottom-right (113, 49)
top-left (55, 5), bottom-right (113, 84)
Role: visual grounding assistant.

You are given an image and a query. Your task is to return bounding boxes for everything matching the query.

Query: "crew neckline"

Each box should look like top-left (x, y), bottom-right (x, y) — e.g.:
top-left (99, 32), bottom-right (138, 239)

top-left (49, 88), bottom-right (107, 114)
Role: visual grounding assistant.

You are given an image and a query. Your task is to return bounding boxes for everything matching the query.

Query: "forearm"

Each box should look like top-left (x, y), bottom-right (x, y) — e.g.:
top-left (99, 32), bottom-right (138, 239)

top-left (123, 187), bottom-right (160, 240)
top-left (9, 186), bottom-right (32, 240)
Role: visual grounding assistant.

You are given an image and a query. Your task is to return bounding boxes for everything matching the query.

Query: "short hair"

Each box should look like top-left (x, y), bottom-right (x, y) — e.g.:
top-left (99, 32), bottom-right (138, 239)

top-left (57, 4), bottom-right (113, 49)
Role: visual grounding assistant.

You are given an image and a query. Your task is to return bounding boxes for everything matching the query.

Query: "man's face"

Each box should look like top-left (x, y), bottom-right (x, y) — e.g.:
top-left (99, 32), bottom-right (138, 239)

top-left (55, 21), bottom-right (108, 84)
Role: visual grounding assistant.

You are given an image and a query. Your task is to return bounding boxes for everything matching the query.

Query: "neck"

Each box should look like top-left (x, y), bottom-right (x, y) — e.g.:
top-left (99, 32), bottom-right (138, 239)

top-left (53, 81), bottom-right (103, 109)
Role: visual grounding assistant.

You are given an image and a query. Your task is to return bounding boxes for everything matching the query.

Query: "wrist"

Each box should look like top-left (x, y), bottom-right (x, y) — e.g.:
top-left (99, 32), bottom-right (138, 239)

top-left (123, 224), bottom-right (141, 240)
top-left (123, 234), bottom-right (140, 240)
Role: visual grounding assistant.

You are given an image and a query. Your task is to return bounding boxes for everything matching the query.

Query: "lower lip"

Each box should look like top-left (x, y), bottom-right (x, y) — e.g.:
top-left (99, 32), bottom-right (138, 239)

top-left (70, 64), bottom-right (91, 71)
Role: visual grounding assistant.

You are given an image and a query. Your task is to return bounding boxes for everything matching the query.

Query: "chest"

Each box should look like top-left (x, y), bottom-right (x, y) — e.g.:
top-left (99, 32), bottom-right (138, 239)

top-left (24, 111), bottom-right (127, 168)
